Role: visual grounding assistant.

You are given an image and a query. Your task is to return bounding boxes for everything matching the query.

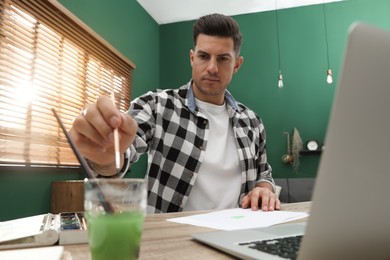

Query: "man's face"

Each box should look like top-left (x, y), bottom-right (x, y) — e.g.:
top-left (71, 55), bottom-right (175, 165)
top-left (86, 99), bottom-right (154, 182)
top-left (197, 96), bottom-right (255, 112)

top-left (190, 34), bottom-right (243, 105)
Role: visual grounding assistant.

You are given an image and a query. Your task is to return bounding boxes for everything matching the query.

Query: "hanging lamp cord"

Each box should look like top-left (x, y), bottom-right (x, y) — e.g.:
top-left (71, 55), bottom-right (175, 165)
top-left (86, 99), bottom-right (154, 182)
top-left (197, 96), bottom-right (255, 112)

top-left (275, 0), bottom-right (282, 72)
top-left (322, 2), bottom-right (331, 69)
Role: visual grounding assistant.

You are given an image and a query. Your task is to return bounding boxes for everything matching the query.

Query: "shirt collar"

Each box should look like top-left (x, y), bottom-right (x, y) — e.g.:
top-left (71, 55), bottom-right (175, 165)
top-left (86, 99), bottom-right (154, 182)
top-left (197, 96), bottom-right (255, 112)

top-left (187, 80), bottom-right (241, 114)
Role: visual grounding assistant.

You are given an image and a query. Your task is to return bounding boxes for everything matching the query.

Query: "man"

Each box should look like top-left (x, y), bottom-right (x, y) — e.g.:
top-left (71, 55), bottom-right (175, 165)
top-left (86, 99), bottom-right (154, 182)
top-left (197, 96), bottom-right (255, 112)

top-left (70, 13), bottom-right (280, 213)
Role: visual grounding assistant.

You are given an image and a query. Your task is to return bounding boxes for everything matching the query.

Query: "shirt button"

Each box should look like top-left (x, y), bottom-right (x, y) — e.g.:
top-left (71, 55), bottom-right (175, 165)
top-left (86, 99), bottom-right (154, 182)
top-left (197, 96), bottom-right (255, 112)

top-left (203, 120), bottom-right (207, 125)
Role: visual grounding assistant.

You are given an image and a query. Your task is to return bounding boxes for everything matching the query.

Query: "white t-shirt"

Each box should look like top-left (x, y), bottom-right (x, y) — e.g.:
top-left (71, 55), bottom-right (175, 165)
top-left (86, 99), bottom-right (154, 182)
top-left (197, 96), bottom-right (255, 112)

top-left (183, 99), bottom-right (241, 211)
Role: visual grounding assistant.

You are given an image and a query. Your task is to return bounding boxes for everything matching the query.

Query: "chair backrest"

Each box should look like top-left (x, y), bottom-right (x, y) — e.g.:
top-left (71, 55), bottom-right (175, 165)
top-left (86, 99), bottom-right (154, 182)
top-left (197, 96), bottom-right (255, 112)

top-left (51, 180), bottom-right (84, 214)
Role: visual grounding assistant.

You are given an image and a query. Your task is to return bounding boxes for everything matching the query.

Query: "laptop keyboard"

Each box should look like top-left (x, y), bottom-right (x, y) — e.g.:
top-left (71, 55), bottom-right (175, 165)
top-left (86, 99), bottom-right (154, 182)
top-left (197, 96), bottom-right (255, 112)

top-left (238, 235), bottom-right (303, 259)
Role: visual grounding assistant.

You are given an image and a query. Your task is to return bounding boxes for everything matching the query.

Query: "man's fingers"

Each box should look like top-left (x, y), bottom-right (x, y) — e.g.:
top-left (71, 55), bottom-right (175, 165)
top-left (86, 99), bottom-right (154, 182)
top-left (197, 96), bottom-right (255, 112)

top-left (74, 133), bottom-right (106, 156)
top-left (257, 189), bottom-right (270, 211)
top-left (265, 194), bottom-right (275, 211)
top-left (260, 190), bottom-right (280, 211)
top-left (119, 113), bottom-right (138, 136)
top-left (249, 188), bottom-right (261, 211)
top-left (241, 195), bottom-right (250, 209)
top-left (73, 112), bottom-right (109, 146)
top-left (96, 96), bottom-right (121, 128)
top-left (275, 198), bottom-right (281, 210)
top-left (69, 127), bottom-right (106, 156)
top-left (241, 187), bottom-right (280, 212)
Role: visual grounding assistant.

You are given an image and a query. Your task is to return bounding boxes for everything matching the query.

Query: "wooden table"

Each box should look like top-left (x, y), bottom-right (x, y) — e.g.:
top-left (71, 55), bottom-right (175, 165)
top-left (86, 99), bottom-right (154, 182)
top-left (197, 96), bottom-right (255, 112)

top-left (64, 201), bottom-right (311, 259)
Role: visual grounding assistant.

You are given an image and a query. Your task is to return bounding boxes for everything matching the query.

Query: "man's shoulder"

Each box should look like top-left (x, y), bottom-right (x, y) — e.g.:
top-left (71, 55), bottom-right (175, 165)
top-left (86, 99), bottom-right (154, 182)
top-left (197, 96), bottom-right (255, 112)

top-left (235, 102), bottom-right (260, 119)
top-left (131, 83), bottom-right (190, 112)
top-left (141, 83), bottom-right (188, 99)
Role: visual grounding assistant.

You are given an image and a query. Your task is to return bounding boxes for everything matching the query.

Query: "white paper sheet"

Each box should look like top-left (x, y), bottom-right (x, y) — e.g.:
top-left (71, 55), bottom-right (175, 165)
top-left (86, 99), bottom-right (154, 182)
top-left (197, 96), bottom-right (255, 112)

top-left (0, 246), bottom-right (64, 260)
top-left (0, 214), bottom-right (46, 243)
top-left (167, 208), bottom-right (309, 230)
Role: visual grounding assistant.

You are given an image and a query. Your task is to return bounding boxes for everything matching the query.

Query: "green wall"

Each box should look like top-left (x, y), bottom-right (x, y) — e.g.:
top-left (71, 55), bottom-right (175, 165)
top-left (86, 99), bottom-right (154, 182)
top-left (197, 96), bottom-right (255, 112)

top-left (159, 0), bottom-right (390, 179)
top-left (1, 0), bottom-right (390, 220)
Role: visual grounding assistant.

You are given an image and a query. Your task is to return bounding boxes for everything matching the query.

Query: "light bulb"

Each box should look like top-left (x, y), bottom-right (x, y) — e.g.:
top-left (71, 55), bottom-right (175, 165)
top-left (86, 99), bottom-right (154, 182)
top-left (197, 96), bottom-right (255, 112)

top-left (326, 69), bottom-right (333, 84)
top-left (278, 71), bottom-right (284, 88)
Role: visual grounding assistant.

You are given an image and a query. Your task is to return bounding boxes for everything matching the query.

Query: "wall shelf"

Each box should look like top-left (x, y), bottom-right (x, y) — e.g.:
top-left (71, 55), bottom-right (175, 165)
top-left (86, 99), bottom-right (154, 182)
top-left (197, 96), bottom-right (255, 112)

top-left (300, 150), bottom-right (322, 155)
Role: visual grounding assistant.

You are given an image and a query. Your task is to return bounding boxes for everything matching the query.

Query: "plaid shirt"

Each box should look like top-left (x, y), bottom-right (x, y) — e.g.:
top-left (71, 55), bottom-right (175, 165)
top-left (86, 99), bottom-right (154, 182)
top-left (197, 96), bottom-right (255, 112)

top-left (127, 81), bottom-right (275, 213)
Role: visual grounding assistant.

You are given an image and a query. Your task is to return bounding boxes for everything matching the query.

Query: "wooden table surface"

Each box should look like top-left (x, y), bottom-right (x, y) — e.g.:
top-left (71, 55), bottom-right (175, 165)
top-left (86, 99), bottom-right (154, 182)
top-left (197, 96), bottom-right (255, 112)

top-left (64, 201), bottom-right (311, 259)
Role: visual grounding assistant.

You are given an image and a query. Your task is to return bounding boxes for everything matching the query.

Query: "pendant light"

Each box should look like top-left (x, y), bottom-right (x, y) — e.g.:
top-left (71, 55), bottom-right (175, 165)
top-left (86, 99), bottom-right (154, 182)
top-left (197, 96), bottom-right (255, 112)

top-left (275, 0), bottom-right (284, 88)
top-left (322, 2), bottom-right (333, 84)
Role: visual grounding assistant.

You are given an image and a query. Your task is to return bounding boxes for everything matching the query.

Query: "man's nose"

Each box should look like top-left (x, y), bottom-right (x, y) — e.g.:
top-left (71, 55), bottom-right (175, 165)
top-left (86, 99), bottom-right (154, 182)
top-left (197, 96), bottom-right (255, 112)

top-left (206, 58), bottom-right (218, 73)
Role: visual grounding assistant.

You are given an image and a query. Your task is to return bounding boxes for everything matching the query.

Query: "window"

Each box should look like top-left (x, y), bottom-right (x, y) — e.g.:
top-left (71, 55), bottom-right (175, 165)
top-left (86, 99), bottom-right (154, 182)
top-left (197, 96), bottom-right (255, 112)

top-left (0, 0), bottom-right (135, 166)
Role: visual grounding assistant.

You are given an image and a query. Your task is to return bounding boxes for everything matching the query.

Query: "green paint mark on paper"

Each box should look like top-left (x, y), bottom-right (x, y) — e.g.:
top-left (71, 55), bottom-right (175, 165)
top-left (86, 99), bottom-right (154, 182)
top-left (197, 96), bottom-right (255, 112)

top-left (231, 215), bottom-right (245, 219)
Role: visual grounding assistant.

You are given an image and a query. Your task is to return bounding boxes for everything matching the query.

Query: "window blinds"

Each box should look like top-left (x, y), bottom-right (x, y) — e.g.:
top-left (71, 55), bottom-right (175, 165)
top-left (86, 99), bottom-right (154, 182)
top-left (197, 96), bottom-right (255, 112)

top-left (0, 0), bottom-right (135, 166)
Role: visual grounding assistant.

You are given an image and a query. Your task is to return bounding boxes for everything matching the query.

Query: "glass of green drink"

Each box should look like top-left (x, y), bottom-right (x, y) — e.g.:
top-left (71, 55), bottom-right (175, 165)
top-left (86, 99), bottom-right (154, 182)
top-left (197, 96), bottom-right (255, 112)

top-left (84, 178), bottom-right (147, 260)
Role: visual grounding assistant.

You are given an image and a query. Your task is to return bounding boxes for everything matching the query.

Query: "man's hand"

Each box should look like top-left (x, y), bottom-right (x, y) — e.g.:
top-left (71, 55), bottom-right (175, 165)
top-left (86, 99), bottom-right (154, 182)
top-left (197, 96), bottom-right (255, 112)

top-left (241, 184), bottom-right (281, 211)
top-left (69, 95), bottom-right (138, 176)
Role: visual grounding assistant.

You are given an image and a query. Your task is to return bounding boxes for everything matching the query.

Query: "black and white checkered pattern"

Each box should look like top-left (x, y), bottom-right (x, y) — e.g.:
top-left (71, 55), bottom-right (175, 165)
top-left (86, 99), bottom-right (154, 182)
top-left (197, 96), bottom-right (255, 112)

top-left (127, 81), bottom-right (275, 213)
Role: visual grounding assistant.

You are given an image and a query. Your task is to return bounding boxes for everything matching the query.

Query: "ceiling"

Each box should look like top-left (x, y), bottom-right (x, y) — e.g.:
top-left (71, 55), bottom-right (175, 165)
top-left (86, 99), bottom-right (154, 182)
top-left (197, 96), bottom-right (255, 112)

top-left (137, 0), bottom-right (343, 25)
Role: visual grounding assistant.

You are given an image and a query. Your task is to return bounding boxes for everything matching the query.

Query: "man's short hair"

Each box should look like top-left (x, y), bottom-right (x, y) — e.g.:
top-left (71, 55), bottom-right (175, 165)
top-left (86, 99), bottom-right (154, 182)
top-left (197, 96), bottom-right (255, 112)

top-left (193, 13), bottom-right (243, 56)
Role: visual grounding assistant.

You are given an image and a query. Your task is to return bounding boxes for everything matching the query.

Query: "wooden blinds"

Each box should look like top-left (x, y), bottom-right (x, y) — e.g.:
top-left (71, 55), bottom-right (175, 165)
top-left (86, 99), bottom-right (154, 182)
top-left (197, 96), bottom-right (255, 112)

top-left (0, 0), bottom-right (135, 166)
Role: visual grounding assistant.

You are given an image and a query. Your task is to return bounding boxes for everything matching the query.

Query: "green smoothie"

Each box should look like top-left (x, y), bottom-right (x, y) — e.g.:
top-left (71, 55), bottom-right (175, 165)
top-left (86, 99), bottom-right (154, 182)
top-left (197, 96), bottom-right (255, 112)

top-left (86, 212), bottom-right (144, 260)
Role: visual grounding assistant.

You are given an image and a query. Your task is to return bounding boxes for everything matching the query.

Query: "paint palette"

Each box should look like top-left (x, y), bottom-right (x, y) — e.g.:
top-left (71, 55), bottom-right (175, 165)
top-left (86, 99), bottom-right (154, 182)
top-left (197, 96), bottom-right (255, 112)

top-left (58, 212), bottom-right (88, 245)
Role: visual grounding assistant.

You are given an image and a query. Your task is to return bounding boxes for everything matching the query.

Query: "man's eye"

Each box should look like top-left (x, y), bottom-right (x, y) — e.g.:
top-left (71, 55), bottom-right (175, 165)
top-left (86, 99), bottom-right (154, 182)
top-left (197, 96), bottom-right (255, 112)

top-left (218, 56), bottom-right (230, 62)
top-left (198, 54), bottom-right (208, 60)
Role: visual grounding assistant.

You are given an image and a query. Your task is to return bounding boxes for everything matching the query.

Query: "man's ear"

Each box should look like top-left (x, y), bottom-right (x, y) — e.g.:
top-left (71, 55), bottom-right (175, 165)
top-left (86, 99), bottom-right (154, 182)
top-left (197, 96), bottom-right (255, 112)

top-left (190, 49), bottom-right (194, 65)
top-left (234, 56), bottom-right (244, 73)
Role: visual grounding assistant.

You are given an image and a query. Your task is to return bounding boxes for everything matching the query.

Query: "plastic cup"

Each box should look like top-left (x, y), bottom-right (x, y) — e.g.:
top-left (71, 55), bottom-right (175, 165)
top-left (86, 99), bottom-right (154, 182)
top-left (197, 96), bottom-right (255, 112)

top-left (84, 178), bottom-right (147, 260)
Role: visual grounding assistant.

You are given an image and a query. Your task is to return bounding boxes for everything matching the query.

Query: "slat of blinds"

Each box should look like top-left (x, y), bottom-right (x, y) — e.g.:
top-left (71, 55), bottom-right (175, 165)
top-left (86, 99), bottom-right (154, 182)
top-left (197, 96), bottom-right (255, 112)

top-left (0, 80), bottom-right (85, 112)
top-left (0, 44), bottom-right (34, 66)
top-left (1, 133), bottom-right (78, 162)
top-left (0, 72), bottom-right (87, 115)
top-left (1, 152), bottom-right (78, 165)
top-left (1, 150), bottom-right (76, 161)
top-left (3, 141), bottom-right (69, 155)
top-left (2, 131), bottom-right (64, 145)
top-left (0, 55), bottom-right (33, 73)
top-left (1, 22), bottom-right (35, 48)
top-left (1, 57), bottom-right (126, 106)
top-left (0, 85), bottom-right (91, 114)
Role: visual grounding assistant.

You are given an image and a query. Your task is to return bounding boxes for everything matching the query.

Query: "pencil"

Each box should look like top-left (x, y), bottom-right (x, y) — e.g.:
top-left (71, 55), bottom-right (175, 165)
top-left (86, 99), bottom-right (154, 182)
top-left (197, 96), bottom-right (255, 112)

top-left (110, 91), bottom-right (121, 172)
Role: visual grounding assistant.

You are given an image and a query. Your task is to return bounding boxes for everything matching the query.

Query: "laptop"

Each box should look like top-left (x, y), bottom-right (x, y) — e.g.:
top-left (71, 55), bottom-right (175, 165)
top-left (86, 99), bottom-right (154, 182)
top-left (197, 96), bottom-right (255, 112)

top-left (192, 22), bottom-right (390, 260)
